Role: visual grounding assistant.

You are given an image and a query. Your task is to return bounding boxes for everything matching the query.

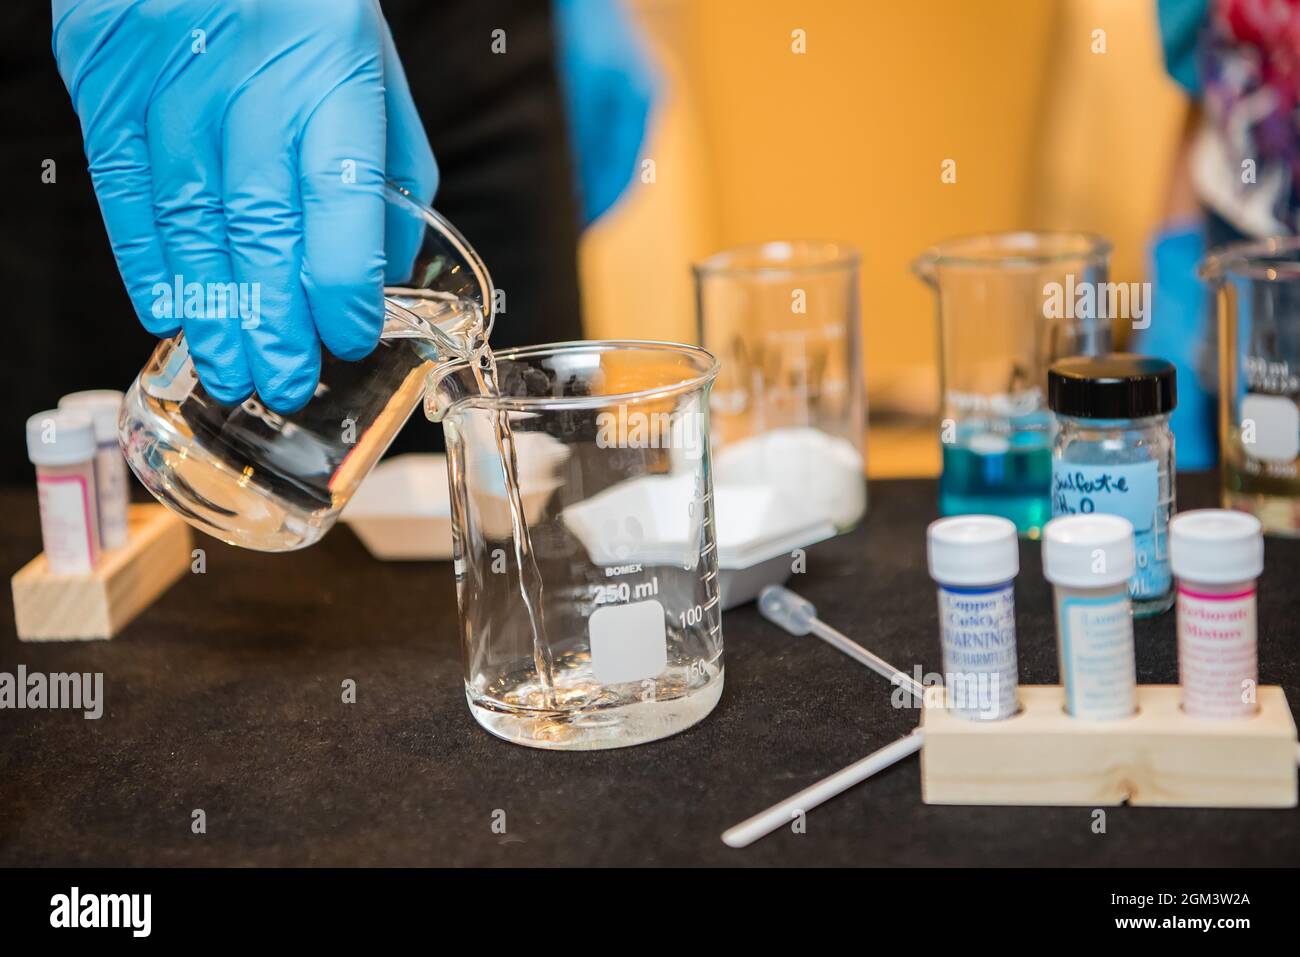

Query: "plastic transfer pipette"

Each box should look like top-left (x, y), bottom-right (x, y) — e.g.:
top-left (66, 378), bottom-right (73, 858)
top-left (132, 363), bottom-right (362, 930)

top-left (721, 586), bottom-right (926, 849)
top-left (722, 729), bottom-right (924, 848)
top-left (757, 585), bottom-right (925, 701)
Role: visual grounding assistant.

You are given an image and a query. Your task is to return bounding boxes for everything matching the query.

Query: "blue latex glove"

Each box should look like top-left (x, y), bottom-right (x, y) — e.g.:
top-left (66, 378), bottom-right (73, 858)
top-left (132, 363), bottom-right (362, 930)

top-left (1137, 224), bottom-right (1218, 470)
top-left (553, 0), bottom-right (657, 226)
top-left (53, 0), bottom-right (438, 412)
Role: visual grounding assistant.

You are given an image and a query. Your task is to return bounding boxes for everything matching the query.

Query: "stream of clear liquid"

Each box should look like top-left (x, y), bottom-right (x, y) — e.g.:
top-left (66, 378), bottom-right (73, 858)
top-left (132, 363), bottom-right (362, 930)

top-left (464, 331), bottom-right (558, 709)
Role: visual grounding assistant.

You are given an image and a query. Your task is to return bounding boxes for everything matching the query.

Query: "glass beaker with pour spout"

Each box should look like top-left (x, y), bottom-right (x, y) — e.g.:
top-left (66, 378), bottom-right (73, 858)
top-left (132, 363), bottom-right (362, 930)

top-left (119, 182), bottom-right (494, 551)
top-left (913, 232), bottom-right (1112, 536)
top-left (693, 241), bottom-right (867, 532)
top-left (426, 340), bottom-right (724, 750)
top-left (1202, 238), bottom-right (1300, 535)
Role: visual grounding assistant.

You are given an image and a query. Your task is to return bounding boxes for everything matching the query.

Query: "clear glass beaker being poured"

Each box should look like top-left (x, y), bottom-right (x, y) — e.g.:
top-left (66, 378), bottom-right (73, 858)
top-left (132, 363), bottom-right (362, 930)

top-left (913, 232), bottom-right (1112, 536)
top-left (426, 340), bottom-right (725, 750)
top-left (119, 182), bottom-right (494, 551)
top-left (1201, 237), bottom-right (1300, 535)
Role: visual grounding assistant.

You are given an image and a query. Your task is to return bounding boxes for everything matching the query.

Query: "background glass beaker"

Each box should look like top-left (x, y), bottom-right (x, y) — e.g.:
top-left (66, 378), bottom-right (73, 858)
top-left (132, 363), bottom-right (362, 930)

top-left (427, 340), bottom-right (724, 750)
top-left (120, 182), bottom-right (493, 551)
top-left (1202, 238), bottom-right (1300, 536)
top-left (693, 241), bottom-right (866, 531)
top-left (913, 232), bottom-right (1112, 536)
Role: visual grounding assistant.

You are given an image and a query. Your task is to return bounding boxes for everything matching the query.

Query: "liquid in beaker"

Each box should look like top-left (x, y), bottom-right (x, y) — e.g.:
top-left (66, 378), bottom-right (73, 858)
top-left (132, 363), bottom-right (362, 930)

top-left (121, 293), bottom-right (483, 550)
top-left (120, 181), bottom-right (496, 551)
top-left (428, 340), bottom-right (725, 750)
top-left (915, 232), bottom-right (1112, 536)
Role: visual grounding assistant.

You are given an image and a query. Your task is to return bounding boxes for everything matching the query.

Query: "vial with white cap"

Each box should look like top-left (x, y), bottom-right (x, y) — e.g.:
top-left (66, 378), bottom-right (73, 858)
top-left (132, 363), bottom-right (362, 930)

top-left (1170, 509), bottom-right (1264, 719)
top-left (1041, 514), bottom-right (1137, 720)
top-left (58, 390), bottom-right (129, 550)
top-left (26, 409), bottom-right (101, 575)
top-left (926, 515), bottom-right (1020, 720)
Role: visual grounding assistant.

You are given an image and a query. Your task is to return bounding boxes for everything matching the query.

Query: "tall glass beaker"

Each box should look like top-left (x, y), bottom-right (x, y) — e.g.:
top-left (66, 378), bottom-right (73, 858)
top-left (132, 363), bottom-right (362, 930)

top-left (1202, 238), bottom-right (1300, 535)
top-left (913, 232), bottom-right (1112, 536)
top-left (693, 241), bottom-right (866, 531)
top-left (426, 340), bottom-right (724, 750)
top-left (119, 182), bottom-right (493, 551)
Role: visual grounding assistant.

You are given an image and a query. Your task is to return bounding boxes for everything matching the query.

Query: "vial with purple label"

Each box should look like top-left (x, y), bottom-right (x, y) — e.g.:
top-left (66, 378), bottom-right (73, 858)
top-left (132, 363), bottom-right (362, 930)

top-left (926, 515), bottom-right (1020, 720)
top-left (59, 390), bottom-right (129, 551)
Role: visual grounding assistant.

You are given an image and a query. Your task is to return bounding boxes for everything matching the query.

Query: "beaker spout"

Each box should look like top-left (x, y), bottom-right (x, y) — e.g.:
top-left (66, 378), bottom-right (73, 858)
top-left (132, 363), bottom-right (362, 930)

top-left (911, 249), bottom-right (940, 288)
top-left (424, 348), bottom-right (492, 423)
top-left (424, 362), bottom-right (465, 423)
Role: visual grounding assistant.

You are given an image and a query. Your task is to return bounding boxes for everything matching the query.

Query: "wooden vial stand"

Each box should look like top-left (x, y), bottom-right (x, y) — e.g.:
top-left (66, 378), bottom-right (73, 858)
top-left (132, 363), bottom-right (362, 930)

top-left (921, 685), bottom-right (1298, 808)
top-left (11, 504), bottom-right (192, 641)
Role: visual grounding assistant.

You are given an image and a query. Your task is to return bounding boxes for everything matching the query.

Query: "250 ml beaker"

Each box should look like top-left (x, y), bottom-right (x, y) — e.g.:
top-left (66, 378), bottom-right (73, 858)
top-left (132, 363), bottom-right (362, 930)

top-left (120, 182), bottom-right (493, 551)
top-left (694, 241), bottom-right (866, 531)
top-left (1203, 238), bottom-right (1300, 535)
top-left (426, 340), bottom-right (724, 750)
top-left (914, 232), bottom-right (1112, 535)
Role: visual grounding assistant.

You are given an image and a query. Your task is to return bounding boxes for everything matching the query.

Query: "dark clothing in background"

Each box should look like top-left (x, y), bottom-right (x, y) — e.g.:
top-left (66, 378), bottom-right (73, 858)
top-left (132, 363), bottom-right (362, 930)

top-left (0, 0), bottom-right (583, 481)
top-left (381, 2), bottom-right (584, 350)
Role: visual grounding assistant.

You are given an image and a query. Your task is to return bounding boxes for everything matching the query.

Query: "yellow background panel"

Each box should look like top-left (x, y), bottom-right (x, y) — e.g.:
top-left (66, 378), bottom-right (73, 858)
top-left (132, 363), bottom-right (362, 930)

top-left (580, 0), bottom-right (1189, 476)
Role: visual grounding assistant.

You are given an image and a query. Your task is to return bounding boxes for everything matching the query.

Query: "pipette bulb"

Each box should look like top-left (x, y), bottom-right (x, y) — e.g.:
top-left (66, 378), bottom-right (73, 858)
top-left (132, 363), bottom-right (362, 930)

top-left (758, 585), bottom-right (817, 636)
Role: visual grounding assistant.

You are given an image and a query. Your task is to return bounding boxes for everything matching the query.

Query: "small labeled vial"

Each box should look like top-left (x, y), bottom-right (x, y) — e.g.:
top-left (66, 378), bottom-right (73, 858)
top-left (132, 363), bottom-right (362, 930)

top-left (1048, 355), bottom-right (1176, 617)
top-left (1042, 514), bottom-right (1138, 720)
top-left (926, 515), bottom-right (1020, 720)
top-left (26, 409), bottom-right (101, 575)
top-left (1170, 509), bottom-right (1264, 719)
top-left (59, 390), bottom-right (129, 551)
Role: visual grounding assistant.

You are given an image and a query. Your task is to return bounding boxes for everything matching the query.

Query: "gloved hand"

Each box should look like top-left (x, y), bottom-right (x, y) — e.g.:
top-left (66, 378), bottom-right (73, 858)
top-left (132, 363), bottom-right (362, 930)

top-left (53, 0), bottom-right (438, 412)
top-left (553, 0), bottom-right (657, 226)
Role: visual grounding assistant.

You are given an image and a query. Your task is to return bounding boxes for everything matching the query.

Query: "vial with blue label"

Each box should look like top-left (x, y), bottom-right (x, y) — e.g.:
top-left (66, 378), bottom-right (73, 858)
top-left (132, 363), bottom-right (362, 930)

top-left (1048, 355), bottom-right (1176, 617)
top-left (1042, 514), bottom-right (1138, 720)
top-left (926, 516), bottom-right (1020, 720)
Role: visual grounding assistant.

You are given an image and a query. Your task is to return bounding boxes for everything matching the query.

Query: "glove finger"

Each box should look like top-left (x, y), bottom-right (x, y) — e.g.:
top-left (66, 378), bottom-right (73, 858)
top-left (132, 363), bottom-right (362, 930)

top-left (86, 124), bottom-right (178, 337)
top-left (222, 92), bottom-right (319, 414)
top-left (148, 84), bottom-right (253, 405)
top-left (54, 1), bottom-right (175, 336)
top-left (380, 18), bottom-right (439, 284)
top-left (299, 70), bottom-right (386, 362)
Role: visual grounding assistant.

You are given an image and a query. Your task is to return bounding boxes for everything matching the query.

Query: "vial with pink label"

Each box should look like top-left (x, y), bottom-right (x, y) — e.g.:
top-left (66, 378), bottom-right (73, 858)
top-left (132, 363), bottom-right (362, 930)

top-left (26, 409), bottom-right (101, 575)
top-left (1170, 509), bottom-right (1264, 719)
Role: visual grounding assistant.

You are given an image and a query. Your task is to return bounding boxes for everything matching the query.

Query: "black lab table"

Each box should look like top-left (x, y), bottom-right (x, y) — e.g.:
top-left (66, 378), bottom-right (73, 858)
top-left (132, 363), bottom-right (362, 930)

top-left (2, 474), bottom-right (1297, 866)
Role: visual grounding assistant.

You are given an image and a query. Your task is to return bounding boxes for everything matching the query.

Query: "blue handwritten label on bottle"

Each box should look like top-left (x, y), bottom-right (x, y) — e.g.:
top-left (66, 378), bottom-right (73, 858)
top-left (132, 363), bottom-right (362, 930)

top-left (1051, 460), bottom-right (1170, 600)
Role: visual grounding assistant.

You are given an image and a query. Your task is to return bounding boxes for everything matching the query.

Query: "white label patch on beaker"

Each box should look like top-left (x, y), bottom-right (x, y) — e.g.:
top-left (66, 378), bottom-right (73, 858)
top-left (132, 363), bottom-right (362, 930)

top-left (589, 599), bottom-right (668, 684)
top-left (1241, 393), bottom-right (1300, 463)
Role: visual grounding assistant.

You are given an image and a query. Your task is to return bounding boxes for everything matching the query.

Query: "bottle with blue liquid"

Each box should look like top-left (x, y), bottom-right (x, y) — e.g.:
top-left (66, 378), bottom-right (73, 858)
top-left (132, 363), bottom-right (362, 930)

top-left (1048, 355), bottom-right (1177, 617)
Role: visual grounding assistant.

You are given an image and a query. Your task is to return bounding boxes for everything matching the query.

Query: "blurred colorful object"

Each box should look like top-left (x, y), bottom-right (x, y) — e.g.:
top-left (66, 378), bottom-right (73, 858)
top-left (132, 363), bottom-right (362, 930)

top-left (1157, 0), bottom-right (1209, 94)
top-left (1201, 0), bottom-right (1300, 235)
top-left (554, 0), bottom-right (658, 226)
top-left (1139, 225), bottom-right (1217, 471)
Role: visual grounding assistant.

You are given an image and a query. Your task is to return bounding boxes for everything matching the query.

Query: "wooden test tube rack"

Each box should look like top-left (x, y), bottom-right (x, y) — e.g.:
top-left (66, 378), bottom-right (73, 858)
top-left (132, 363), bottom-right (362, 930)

top-left (11, 504), bottom-right (192, 642)
top-left (921, 685), bottom-right (1298, 808)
